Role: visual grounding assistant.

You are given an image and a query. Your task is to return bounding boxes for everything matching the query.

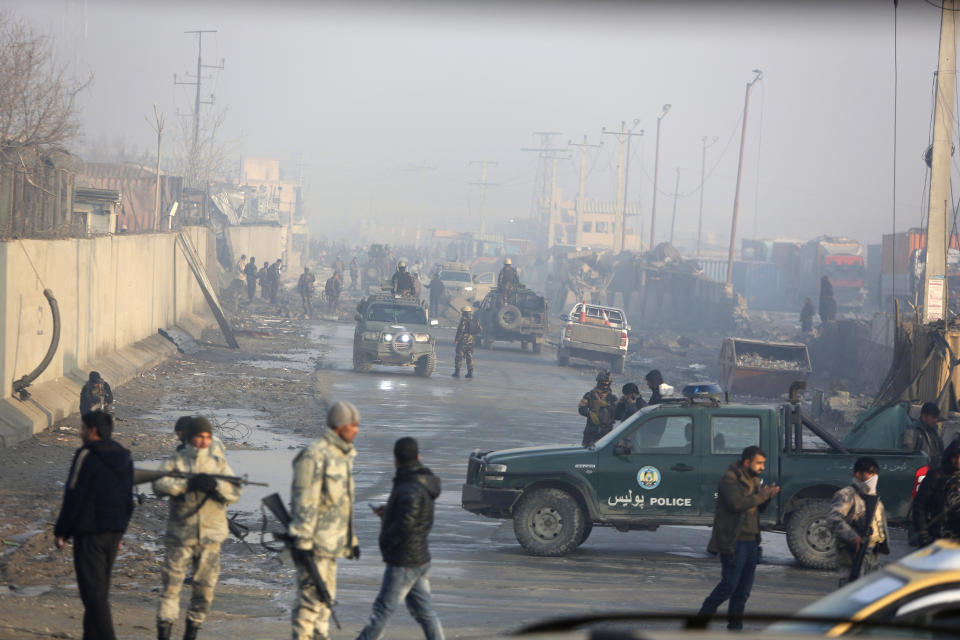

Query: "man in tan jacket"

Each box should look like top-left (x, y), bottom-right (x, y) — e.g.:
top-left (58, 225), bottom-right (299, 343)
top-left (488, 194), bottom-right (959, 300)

top-left (289, 401), bottom-right (361, 640)
top-left (153, 417), bottom-right (241, 640)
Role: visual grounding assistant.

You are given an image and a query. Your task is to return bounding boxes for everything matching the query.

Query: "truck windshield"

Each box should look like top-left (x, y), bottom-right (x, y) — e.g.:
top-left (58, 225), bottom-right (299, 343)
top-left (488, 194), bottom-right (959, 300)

top-left (441, 271), bottom-right (472, 282)
top-left (366, 304), bottom-right (427, 325)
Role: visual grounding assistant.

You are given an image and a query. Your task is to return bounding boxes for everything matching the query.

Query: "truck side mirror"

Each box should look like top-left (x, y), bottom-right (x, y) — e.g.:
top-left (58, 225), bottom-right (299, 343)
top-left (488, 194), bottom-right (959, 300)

top-left (613, 439), bottom-right (632, 456)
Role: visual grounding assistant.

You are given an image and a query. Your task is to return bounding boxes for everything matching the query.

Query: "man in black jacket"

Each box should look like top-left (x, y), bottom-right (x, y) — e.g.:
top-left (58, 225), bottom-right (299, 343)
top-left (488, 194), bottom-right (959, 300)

top-left (356, 438), bottom-right (444, 640)
top-left (54, 410), bottom-right (134, 640)
top-left (79, 371), bottom-right (113, 416)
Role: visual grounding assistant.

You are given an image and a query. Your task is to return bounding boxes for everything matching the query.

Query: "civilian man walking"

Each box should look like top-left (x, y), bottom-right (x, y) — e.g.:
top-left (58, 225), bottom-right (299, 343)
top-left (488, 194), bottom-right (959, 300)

top-left (356, 437), bottom-right (444, 640)
top-left (698, 446), bottom-right (779, 630)
top-left (54, 410), bottom-right (134, 640)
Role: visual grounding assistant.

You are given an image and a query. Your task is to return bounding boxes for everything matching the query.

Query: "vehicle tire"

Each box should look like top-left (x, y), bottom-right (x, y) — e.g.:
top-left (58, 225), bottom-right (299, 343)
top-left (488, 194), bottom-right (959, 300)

top-left (513, 488), bottom-right (586, 557)
top-left (497, 304), bottom-right (523, 331)
top-left (577, 522), bottom-right (593, 547)
top-left (786, 500), bottom-right (837, 569)
top-left (353, 351), bottom-right (372, 373)
top-left (557, 349), bottom-right (570, 366)
top-left (612, 355), bottom-right (626, 374)
top-left (532, 341), bottom-right (542, 354)
top-left (414, 352), bottom-right (436, 377)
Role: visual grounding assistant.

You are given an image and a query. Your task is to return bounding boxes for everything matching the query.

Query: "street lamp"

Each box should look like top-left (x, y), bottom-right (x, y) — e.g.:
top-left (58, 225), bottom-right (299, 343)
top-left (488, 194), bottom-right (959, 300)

top-left (725, 70), bottom-right (763, 291)
top-left (649, 103), bottom-right (671, 250)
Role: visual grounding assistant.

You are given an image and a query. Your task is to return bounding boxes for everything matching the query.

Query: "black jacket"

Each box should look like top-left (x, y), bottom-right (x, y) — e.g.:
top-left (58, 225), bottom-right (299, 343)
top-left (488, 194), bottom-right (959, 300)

top-left (379, 463), bottom-right (441, 567)
top-left (54, 439), bottom-right (134, 539)
top-left (79, 381), bottom-right (113, 416)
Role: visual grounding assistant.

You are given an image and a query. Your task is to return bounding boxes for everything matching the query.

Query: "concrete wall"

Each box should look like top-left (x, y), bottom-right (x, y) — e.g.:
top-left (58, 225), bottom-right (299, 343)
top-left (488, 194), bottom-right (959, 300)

top-left (226, 223), bottom-right (302, 278)
top-left (0, 227), bottom-right (215, 445)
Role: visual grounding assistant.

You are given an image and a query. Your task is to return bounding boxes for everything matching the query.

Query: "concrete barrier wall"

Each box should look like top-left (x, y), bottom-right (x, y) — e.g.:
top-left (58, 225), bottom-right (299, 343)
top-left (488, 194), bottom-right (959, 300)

top-left (226, 225), bottom-right (284, 270)
top-left (0, 226), bottom-right (213, 401)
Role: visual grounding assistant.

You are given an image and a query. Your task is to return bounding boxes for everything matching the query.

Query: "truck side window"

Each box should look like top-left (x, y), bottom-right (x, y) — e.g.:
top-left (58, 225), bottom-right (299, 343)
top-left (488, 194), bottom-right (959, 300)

top-left (711, 416), bottom-right (760, 454)
top-left (631, 416), bottom-right (693, 453)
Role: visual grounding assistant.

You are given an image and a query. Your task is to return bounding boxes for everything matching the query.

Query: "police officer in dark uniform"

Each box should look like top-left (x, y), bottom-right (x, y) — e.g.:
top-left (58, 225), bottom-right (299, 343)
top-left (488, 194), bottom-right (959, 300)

top-left (912, 439), bottom-right (960, 546)
top-left (579, 370), bottom-right (618, 447)
top-left (392, 261), bottom-right (415, 296)
top-left (453, 305), bottom-right (481, 378)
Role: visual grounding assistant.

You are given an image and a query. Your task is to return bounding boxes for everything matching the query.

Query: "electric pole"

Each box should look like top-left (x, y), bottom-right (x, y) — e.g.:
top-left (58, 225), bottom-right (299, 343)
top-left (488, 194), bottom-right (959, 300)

top-left (725, 70), bottom-right (763, 292)
top-left (470, 160), bottom-right (499, 238)
top-left (602, 120), bottom-right (642, 253)
top-left (521, 132), bottom-right (569, 248)
top-left (650, 104), bottom-right (671, 250)
top-left (696, 136), bottom-right (719, 258)
top-left (568, 135), bottom-right (603, 249)
top-left (175, 30), bottom-right (223, 186)
top-left (146, 105), bottom-right (165, 225)
top-left (669, 167), bottom-right (681, 246)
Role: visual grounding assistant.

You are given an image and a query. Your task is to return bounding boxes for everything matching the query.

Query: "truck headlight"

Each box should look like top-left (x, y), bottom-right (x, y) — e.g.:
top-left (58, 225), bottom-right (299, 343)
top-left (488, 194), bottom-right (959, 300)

top-left (382, 333), bottom-right (393, 342)
top-left (485, 464), bottom-right (507, 473)
top-left (362, 331), bottom-right (379, 341)
top-left (413, 333), bottom-right (430, 342)
top-left (465, 286), bottom-right (474, 292)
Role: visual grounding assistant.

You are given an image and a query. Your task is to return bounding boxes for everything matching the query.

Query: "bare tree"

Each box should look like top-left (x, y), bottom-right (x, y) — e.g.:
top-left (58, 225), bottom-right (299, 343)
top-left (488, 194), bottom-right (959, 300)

top-left (175, 106), bottom-right (238, 188)
top-left (0, 13), bottom-right (91, 161)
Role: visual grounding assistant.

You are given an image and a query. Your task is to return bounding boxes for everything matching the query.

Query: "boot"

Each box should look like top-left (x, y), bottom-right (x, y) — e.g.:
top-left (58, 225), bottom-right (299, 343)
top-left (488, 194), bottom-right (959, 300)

top-left (452, 369), bottom-right (460, 378)
top-left (157, 621), bottom-right (173, 640)
top-left (465, 369), bottom-right (473, 379)
top-left (183, 620), bottom-right (201, 640)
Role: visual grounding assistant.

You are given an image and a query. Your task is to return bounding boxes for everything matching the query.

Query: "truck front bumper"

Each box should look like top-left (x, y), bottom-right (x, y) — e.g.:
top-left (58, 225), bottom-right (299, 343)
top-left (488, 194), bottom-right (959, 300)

top-left (461, 484), bottom-right (523, 518)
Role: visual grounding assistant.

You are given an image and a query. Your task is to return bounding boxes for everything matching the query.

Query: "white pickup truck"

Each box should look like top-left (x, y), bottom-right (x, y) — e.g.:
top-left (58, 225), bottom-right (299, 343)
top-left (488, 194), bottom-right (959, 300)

top-left (556, 302), bottom-right (630, 373)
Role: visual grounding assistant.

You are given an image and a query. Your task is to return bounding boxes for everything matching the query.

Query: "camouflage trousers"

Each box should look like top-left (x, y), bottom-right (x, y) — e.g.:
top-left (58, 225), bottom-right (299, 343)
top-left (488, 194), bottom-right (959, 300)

top-left (454, 343), bottom-right (474, 372)
top-left (158, 541), bottom-right (221, 625)
top-left (292, 555), bottom-right (338, 640)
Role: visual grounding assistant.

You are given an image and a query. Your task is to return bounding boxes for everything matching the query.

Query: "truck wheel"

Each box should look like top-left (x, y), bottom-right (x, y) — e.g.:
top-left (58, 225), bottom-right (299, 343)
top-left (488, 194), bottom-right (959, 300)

top-left (786, 500), bottom-right (837, 569)
top-left (532, 341), bottom-right (542, 354)
top-left (578, 522), bottom-right (593, 547)
top-left (497, 304), bottom-right (523, 331)
top-left (414, 352), bottom-right (436, 377)
top-left (353, 351), bottom-right (372, 373)
top-left (612, 355), bottom-right (626, 374)
top-left (513, 488), bottom-right (585, 557)
top-left (557, 349), bottom-right (569, 366)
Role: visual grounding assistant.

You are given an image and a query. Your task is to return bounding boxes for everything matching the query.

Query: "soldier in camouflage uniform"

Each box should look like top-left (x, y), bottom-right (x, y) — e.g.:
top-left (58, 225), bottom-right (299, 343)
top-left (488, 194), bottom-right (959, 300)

top-left (153, 417), bottom-right (241, 640)
top-left (452, 305), bottom-right (481, 379)
top-left (579, 370), bottom-right (618, 447)
top-left (827, 457), bottom-right (889, 586)
top-left (289, 401), bottom-right (361, 640)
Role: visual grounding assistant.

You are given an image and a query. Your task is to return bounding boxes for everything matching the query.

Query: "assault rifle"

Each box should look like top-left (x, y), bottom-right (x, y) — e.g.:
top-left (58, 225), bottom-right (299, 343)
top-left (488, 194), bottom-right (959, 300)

top-left (261, 492), bottom-right (341, 629)
top-left (132, 468), bottom-right (268, 487)
top-left (849, 493), bottom-right (879, 583)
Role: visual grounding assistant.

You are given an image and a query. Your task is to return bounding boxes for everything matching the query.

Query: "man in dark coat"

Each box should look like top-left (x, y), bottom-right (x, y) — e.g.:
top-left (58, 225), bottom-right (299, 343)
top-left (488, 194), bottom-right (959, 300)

top-left (356, 437), bottom-right (444, 640)
top-left (614, 382), bottom-right (645, 422)
top-left (54, 411), bottom-right (134, 640)
top-left (912, 438), bottom-right (960, 546)
top-left (80, 371), bottom-right (114, 416)
top-left (903, 402), bottom-right (946, 465)
top-left (267, 259), bottom-right (282, 303)
top-left (800, 297), bottom-right (815, 333)
top-left (819, 276), bottom-right (837, 325)
top-left (243, 257), bottom-right (258, 301)
top-left (697, 446), bottom-right (779, 630)
top-left (645, 369), bottom-right (664, 405)
top-left (427, 272), bottom-right (446, 319)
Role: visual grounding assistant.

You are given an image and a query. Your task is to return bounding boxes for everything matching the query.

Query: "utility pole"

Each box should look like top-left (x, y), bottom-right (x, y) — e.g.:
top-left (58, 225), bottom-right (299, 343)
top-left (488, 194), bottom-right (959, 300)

top-left (521, 132), bottom-right (569, 249)
top-left (568, 135), bottom-right (603, 249)
top-left (669, 167), bottom-right (681, 246)
top-left (650, 104), bottom-right (671, 250)
top-left (602, 120), bottom-right (642, 253)
top-left (696, 136), bottom-right (719, 258)
top-left (923, 1), bottom-right (959, 324)
top-left (146, 105), bottom-right (165, 226)
top-left (175, 30), bottom-right (223, 186)
top-left (469, 160), bottom-right (499, 238)
top-left (725, 70), bottom-right (763, 292)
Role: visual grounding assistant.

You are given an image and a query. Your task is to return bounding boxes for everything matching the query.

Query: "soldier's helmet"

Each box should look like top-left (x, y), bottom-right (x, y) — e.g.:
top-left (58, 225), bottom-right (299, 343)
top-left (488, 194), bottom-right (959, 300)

top-left (398, 260), bottom-right (407, 271)
top-left (504, 257), bottom-right (512, 265)
top-left (596, 369), bottom-right (613, 387)
top-left (462, 305), bottom-right (473, 314)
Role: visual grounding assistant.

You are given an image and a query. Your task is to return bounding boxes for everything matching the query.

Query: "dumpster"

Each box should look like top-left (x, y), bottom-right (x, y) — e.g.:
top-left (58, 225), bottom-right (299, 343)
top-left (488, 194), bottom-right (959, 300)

top-left (719, 338), bottom-right (811, 398)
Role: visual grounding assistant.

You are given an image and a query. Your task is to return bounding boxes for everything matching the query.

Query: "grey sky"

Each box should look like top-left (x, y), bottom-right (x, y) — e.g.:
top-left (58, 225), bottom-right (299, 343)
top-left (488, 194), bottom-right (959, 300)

top-left (7, 0), bottom-right (951, 249)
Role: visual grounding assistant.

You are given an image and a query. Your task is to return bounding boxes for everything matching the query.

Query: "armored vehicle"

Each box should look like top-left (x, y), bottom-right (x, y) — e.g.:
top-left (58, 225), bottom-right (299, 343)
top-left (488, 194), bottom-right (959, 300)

top-left (476, 286), bottom-right (548, 353)
top-left (353, 293), bottom-right (438, 376)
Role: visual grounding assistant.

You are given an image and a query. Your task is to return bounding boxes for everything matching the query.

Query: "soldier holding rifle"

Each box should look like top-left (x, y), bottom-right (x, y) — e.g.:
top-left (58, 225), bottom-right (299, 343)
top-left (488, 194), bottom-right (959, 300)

top-left (828, 457), bottom-right (889, 587)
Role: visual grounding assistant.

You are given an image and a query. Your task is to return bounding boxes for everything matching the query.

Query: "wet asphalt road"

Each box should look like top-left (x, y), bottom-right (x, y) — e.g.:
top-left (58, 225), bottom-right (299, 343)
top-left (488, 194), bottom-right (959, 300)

top-left (223, 319), bottom-right (911, 636)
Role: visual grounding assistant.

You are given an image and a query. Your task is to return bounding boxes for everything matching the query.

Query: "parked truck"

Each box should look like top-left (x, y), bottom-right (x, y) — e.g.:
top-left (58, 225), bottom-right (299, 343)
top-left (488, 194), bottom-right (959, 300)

top-left (461, 394), bottom-right (926, 569)
top-left (801, 236), bottom-right (867, 309)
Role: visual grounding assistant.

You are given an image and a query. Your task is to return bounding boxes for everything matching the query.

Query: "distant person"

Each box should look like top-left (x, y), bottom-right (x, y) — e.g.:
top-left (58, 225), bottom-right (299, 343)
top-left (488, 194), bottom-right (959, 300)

top-left (614, 382), bottom-right (645, 422)
top-left (325, 271), bottom-right (343, 314)
top-left (497, 258), bottom-right (520, 303)
top-left (80, 371), bottom-right (114, 416)
top-left (392, 261), bottom-right (415, 296)
top-left (268, 259), bottom-right (282, 304)
top-left (828, 457), bottom-right (889, 586)
top-left (800, 297), bottom-right (815, 333)
top-left (243, 257), bottom-right (258, 301)
top-left (697, 446), bottom-right (780, 630)
top-left (818, 276), bottom-right (837, 325)
top-left (350, 257), bottom-right (360, 291)
top-left (298, 267), bottom-right (316, 317)
top-left (579, 370), bottom-right (618, 447)
top-left (912, 439), bottom-right (960, 546)
top-left (235, 253), bottom-right (247, 274)
top-left (258, 261), bottom-right (270, 299)
top-left (427, 272), bottom-right (446, 319)
top-left (355, 438), bottom-right (444, 640)
top-left (902, 402), bottom-right (946, 465)
top-left (54, 411), bottom-right (134, 640)
top-left (645, 369), bottom-right (664, 405)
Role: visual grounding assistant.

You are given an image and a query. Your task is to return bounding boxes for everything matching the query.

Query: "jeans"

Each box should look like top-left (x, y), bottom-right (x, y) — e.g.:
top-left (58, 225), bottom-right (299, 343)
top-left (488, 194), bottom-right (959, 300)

top-left (74, 532), bottom-right (122, 640)
top-left (698, 540), bottom-right (758, 630)
top-left (356, 564), bottom-right (444, 640)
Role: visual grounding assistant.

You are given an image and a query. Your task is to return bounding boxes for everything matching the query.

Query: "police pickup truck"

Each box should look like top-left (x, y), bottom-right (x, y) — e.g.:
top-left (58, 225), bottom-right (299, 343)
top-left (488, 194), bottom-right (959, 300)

top-left (461, 389), bottom-right (927, 569)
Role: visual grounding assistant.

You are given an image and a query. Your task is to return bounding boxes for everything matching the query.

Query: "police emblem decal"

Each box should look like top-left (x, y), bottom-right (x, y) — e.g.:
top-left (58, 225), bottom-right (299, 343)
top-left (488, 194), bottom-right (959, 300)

top-left (637, 466), bottom-right (661, 490)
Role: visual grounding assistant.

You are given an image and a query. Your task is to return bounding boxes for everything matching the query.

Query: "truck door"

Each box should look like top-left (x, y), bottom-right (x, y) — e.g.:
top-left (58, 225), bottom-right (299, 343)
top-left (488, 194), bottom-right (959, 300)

top-left (699, 414), bottom-right (775, 523)
top-left (597, 411), bottom-right (700, 517)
